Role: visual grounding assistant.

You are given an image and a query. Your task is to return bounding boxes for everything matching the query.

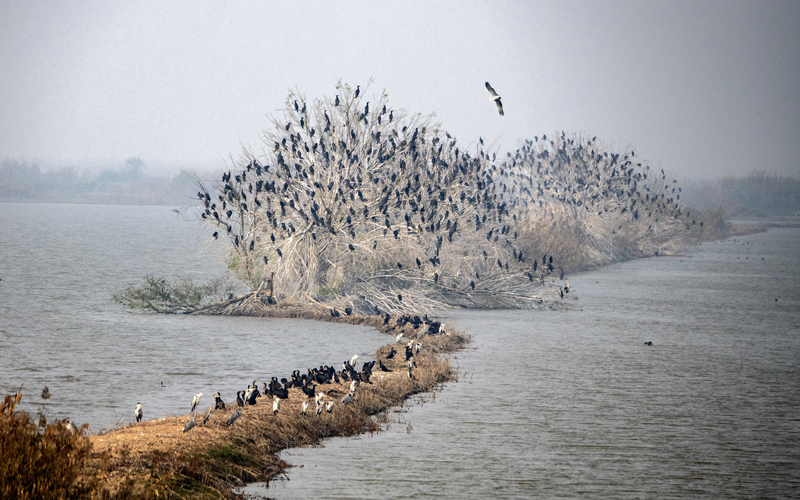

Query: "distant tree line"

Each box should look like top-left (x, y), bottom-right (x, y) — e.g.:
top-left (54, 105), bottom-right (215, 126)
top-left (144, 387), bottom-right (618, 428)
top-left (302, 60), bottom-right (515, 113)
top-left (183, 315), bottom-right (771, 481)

top-left (680, 171), bottom-right (800, 217)
top-left (0, 157), bottom-right (196, 205)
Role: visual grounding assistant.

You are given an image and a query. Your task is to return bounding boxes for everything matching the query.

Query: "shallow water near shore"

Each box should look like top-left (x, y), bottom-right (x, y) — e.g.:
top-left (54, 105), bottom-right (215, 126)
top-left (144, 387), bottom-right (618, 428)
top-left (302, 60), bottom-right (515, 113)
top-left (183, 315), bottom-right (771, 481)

top-left (1, 203), bottom-right (799, 498)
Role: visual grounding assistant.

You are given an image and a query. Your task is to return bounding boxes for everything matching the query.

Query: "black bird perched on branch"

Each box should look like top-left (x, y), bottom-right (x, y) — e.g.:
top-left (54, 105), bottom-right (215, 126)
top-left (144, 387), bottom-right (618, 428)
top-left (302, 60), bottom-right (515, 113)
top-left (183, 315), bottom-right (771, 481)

top-left (485, 82), bottom-right (504, 116)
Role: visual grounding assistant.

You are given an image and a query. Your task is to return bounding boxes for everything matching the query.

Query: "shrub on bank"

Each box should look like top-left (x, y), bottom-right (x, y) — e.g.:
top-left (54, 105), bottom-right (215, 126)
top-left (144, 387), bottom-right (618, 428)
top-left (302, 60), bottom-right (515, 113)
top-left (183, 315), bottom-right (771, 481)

top-left (0, 395), bottom-right (93, 500)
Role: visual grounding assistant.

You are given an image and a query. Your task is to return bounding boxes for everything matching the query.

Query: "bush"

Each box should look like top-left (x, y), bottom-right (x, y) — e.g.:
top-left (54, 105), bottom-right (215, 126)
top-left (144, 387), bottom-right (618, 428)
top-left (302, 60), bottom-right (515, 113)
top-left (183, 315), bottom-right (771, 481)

top-left (0, 395), bottom-right (93, 500)
top-left (113, 275), bottom-right (238, 313)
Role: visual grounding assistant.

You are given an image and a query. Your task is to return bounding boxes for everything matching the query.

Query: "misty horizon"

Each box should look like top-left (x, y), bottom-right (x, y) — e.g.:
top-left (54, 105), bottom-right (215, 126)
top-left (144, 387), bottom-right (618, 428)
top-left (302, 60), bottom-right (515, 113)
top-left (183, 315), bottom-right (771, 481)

top-left (2, 1), bottom-right (799, 181)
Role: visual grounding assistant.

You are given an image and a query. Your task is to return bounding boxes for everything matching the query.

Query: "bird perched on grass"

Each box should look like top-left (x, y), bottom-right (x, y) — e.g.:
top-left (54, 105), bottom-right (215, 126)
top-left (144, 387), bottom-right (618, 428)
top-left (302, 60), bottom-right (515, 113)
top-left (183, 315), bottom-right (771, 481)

top-left (213, 392), bottom-right (225, 410)
top-left (485, 81), bottom-right (504, 116)
top-left (202, 405), bottom-right (214, 425)
top-left (183, 409), bottom-right (197, 433)
top-left (64, 417), bottom-right (78, 434)
top-left (227, 408), bottom-right (242, 426)
top-left (326, 401), bottom-right (334, 413)
top-left (301, 400), bottom-right (309, 415)
top-left (191, 392), bottom-right (204, 413)
top-left (135, 402), bottom-right (142, 423)
top-left (341, 392), bottom-right (353, 405)
top-left (273, 396), bottom-right (280, 415)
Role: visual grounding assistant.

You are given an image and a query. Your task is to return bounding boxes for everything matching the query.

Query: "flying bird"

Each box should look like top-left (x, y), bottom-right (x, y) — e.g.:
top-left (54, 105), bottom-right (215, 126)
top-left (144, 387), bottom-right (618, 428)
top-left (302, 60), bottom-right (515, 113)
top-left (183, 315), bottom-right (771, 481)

top-left (485, 81), bottom-right (504, 115)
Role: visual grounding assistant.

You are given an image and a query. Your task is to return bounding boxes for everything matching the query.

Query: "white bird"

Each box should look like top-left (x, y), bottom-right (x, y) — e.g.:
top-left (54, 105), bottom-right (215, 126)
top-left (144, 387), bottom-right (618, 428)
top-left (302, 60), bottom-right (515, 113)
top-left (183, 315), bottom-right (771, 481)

top-left (315, 392), bottom-right (325, 408)
top-left (316, 400), bottom-right (324, 415)
top-left (396, 333), bottom-right (406, 343)
top-left (272, 396), bottom-right (280, 415)
top-left (326, 401), bottom-right (334, 413)
top-left (409, 357), bottom-right (416, 369)
top-left (415, 342), bottom-right (422, 354)
top-left (135, 402), bottom-right (143, 422)
top-left (227, 408), bottom-right (242, 426)
top-left (191, 392), bottom-right (204, 413)
top-left (349, 354), bottom-right (360, 367)
top-left (349, 379), bottom-right (359, 393)
top-left (485, 81), bottom-right (504, 115)
top-left (341, 392), bottom-right (353, 405)
top-left (301, 400), bottom-right (309, 415)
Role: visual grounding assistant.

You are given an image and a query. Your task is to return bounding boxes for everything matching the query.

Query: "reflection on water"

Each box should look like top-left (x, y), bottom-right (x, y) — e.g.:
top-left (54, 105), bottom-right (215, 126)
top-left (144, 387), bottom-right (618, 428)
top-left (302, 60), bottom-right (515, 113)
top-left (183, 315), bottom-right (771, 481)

top-left (249, 228), bottom-right (800, 499)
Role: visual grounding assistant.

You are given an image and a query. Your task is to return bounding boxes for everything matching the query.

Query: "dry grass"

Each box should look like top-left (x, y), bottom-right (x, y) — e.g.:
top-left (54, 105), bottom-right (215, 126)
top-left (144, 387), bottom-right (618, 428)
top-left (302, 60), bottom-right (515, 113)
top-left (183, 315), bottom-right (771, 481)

top-left (0, 395), bottom-right (95, 500)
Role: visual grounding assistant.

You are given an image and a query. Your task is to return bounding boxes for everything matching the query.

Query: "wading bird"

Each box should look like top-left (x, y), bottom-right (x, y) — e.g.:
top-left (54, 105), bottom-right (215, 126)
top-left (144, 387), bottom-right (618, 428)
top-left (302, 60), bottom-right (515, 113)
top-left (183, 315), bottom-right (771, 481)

top-left (183, 409), bottom-right (197, 433)
top-left (326, 401), bottom-right (334, 413)
top-left (191, 392), bottom-right (204, 413)
top-left (227, 408), bottom-right (242, 426)
top-left (485, 81), bottom-right (504, 115)
top-left (301, 400), bottom-right (309, 415)
top-left (202, 405), bottom-right (214, 424)
top-left (273, 396), bottom-right (280, 415)
top-left (135, 402), bottom-right (142, 422)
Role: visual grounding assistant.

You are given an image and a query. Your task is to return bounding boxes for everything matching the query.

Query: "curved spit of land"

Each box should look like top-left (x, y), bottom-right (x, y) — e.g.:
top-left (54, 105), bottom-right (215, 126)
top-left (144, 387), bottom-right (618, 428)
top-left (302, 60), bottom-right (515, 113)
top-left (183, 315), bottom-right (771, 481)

top-left (81, 309), bottom-right (470, 499)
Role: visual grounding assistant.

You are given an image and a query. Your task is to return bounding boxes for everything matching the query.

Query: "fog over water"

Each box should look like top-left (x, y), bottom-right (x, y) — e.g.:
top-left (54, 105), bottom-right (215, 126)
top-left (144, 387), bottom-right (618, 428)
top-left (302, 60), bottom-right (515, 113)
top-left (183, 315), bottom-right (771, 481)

top-left (1, 1), bottom-right (799, 180)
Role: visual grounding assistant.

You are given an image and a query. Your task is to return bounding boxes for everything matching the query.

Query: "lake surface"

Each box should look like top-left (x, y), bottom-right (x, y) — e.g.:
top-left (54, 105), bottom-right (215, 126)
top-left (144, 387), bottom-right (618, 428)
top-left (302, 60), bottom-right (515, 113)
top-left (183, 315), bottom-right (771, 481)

top-left (1, 203), bottom-right (798, 498)
top-left (0, 203), bottom-right (390, 429)
top-left (251, 229), bottom-right (800, 499)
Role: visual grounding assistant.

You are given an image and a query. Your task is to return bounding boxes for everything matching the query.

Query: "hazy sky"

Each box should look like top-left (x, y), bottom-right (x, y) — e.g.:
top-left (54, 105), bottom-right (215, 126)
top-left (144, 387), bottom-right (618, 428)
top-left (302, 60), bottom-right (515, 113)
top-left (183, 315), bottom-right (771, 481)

top-left (1, 1), bottom-right (798, 180)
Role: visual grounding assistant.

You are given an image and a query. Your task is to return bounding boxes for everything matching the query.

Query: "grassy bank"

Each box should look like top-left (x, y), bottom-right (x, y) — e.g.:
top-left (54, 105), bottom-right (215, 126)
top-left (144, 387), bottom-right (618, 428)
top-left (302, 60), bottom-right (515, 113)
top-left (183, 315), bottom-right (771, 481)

top-left (2, 315), bottom-right (468, 499)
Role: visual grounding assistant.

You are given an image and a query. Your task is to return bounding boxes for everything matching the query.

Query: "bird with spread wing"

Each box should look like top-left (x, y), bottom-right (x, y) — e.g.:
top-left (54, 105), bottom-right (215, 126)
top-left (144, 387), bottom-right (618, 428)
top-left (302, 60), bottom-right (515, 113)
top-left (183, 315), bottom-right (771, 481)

top-left (485, 81), bottom-right (504, 116)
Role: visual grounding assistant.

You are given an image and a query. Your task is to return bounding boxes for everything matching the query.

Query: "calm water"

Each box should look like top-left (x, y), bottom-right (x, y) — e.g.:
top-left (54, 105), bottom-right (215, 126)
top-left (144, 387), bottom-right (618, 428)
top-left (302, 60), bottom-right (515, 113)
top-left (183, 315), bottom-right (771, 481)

top-left (251, 229), bottom-right (800, 499)
top-left (1, 203), bottom-right (798, 498)
top-left (0, 203), bottom-right (389, 429)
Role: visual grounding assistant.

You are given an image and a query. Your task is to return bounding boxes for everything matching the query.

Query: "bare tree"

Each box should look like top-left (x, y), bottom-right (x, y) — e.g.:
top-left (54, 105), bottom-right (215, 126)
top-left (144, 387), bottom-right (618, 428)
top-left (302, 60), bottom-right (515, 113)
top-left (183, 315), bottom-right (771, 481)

top-left (499, 132), bottom-right (695, 266)
top-left (194, 82), bottom-right (556, 314)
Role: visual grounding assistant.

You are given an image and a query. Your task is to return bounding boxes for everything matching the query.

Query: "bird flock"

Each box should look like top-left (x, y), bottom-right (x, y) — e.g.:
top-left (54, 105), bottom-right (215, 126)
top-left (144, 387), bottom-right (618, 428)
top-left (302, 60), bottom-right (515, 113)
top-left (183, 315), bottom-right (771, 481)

top-left (130, 314), bottom-right (448, 432)
top-left (131, 331), bottom-right (438, 432)
top-left (194, 81), bottom-right (581, 315)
